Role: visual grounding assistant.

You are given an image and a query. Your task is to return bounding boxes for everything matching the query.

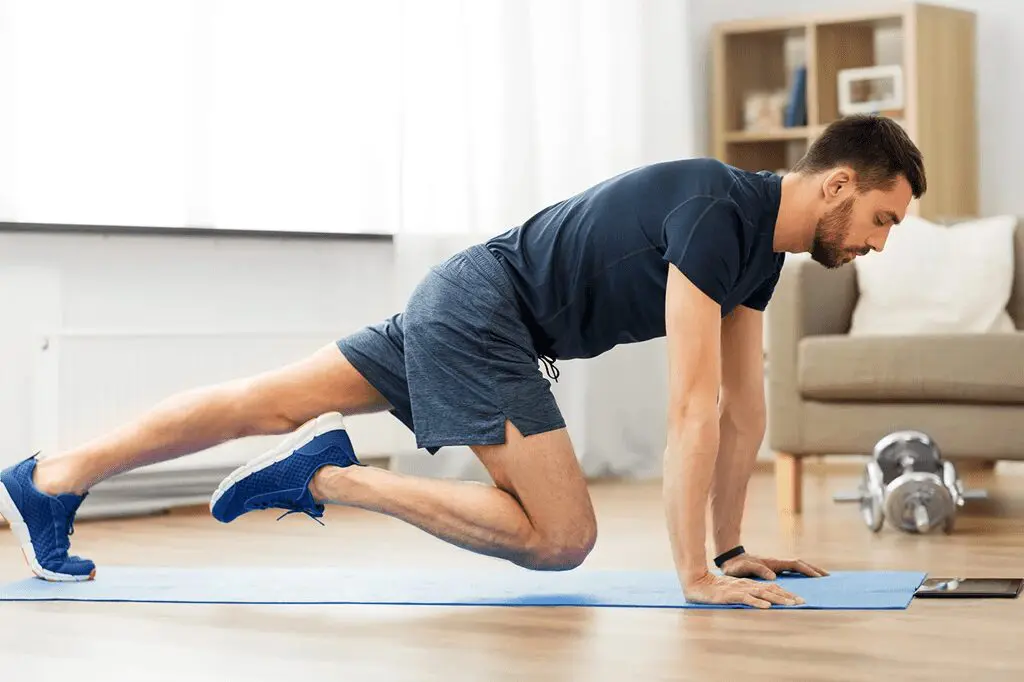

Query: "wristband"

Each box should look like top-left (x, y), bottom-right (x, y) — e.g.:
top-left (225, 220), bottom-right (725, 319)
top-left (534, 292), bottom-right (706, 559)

top-left (714, 545), bottom-right (745, 568)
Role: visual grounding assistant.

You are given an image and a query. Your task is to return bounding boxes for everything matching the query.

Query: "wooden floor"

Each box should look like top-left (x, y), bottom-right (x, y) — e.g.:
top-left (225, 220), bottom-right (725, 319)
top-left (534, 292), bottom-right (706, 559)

top-left (1, 462), bottom-right (1022, 681)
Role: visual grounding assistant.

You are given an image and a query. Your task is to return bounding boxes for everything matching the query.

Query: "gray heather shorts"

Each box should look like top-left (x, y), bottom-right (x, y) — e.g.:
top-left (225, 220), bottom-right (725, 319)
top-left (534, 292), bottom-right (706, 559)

top-left (336, 244), bottom-right (565, 454)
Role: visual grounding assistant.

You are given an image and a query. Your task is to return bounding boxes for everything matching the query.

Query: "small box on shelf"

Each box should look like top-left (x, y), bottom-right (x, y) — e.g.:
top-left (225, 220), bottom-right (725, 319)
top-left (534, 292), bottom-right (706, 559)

top-left (743, 89), bottom-right (790, 133)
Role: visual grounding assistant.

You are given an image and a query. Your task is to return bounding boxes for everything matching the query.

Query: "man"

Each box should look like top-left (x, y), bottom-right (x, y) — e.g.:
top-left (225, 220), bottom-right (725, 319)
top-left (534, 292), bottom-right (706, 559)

top-left (0, 114), bottom-right (925, 608)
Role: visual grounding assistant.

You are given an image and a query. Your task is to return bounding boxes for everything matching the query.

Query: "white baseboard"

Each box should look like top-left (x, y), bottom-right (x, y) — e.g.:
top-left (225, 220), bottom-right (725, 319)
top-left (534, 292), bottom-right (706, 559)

top-left (77, 465), bottom-right (235, 519)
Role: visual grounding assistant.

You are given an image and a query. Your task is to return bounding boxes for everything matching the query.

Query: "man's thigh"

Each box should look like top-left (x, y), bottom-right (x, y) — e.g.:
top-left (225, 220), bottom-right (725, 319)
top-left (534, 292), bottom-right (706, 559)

top-left (238, 342), bottom-right (393, 429)
top-left (472, 420), bottom-right (596, 547)
top-left (238, 309), bottom-right (413, 434)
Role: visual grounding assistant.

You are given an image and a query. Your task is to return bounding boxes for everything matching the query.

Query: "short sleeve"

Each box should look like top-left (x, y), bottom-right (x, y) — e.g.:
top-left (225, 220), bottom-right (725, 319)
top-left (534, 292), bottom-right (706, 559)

top-left (742, 254), bottom-right (786, 311)
top-left (662, 197), bottom-right (745, 305)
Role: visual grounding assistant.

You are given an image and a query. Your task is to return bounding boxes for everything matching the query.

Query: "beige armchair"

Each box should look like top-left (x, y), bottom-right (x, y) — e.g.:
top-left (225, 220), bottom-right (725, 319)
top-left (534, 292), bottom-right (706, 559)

top-left (766, 227), bottom-right (1024, 515)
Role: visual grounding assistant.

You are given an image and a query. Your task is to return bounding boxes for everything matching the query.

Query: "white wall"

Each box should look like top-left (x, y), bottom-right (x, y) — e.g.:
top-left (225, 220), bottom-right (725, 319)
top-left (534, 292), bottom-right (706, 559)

top-left (0, 229), bottom-right (412, 474)
top-left (690, 0), bottom-right (1017, 217)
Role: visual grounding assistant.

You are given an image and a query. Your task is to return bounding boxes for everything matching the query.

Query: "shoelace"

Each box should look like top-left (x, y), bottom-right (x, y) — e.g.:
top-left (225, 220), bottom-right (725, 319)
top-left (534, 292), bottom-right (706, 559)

top-left (61, 492), bottom-right (87, 546)
top-left (539, 354), bottom-right (560, 382)
top-left (54, 516), bottom-right (76, 559)
top-left (250, 500), bottom-right (325, 526)
top-left (50, 494), bottom-right (87, 564)
top-left (276, 508), bottom-right (325, 527)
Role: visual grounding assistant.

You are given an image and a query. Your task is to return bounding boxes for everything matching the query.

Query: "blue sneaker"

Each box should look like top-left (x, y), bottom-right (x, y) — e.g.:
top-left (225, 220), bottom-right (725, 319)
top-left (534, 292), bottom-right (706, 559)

top-left (0, 455), bottom-right (96, 581)
top-left (210, 411), bottom-right (360, 524)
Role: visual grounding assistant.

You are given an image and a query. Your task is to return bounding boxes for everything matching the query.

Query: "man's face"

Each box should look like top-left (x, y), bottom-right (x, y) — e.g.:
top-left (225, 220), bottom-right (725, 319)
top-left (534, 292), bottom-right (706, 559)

top-left (810, 175), bottom-right (913, 269)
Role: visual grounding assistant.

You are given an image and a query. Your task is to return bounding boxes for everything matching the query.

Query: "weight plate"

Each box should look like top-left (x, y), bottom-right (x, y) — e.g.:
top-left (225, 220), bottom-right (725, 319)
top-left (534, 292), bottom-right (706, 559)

top-left (861, 461), bottom-right (885, 532)
top-left (884, 473), bottom-right (954, 533)
top-left (861, 488), bottom-right (884, 532)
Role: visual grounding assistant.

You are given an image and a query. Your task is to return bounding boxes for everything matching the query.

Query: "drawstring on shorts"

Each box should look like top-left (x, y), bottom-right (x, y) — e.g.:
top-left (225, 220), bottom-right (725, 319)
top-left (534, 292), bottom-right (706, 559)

top-left (540, 354), bottom-right (560, 382)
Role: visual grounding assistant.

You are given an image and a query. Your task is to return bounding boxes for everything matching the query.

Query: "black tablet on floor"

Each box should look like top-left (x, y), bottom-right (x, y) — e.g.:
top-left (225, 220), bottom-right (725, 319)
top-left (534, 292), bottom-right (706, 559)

top-left (915, 578), bottom-right (1023, 598)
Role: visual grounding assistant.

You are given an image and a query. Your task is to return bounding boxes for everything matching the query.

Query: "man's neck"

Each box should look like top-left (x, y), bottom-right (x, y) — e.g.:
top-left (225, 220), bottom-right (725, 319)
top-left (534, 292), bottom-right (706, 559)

top-left (772, 172), bottom-right (817, 253)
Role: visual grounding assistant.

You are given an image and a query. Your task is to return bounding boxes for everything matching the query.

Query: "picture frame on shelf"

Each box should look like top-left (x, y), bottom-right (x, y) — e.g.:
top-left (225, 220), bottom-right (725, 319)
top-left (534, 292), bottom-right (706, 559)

top-left (837, 64), bottom-right (904, 116)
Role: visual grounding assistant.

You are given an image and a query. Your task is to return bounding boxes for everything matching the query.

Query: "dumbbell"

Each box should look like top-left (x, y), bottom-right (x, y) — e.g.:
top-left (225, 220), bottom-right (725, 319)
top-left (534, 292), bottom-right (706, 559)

top-left (833, 430), bottom-right (987, 534)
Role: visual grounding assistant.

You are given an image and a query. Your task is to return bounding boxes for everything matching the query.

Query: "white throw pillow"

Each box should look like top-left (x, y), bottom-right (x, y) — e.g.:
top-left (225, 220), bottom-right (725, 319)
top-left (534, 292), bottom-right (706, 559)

top-left (849, 214), bottom-right (1018, 336)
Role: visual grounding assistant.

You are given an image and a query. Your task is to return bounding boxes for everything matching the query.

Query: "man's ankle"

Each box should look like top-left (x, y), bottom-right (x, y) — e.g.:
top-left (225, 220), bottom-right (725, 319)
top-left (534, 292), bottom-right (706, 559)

top-left (309, 465), bottom-right (350, 504)
top-left (32, 457), bottom-right (87, 497)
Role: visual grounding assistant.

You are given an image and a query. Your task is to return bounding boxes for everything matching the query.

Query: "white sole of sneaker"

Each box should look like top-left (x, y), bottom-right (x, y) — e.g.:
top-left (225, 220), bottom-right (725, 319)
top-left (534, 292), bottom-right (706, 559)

top-left (209, 411), bottom-right (348, 517)
top-left (0, 479), bottom-right (95, 582)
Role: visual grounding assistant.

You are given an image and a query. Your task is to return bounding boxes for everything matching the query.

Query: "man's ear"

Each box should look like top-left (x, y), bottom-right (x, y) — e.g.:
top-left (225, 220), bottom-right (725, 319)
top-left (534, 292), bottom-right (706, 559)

top-left (821, 167), bottom-right (854, 202)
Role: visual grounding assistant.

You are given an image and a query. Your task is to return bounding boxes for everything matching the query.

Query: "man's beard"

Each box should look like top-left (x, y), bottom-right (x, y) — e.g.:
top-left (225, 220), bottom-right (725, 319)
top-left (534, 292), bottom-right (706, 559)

top-left (810, 196), bottom-right (858, 268)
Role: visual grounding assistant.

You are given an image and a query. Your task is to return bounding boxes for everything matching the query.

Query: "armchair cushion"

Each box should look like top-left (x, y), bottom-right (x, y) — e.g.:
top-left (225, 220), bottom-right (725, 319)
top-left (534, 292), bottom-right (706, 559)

top-left (797, 332), bottom-right (1024, 404)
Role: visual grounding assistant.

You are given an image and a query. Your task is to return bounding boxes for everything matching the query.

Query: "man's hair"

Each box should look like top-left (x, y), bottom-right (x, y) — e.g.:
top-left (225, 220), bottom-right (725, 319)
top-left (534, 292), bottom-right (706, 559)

top-left (790, 114), bottom-right (926, 198)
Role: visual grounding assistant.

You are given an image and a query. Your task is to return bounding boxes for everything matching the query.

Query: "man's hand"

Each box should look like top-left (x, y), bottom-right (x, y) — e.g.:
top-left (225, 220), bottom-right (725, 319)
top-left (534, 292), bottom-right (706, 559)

top-left (683, 571), bottom-right (804, 609)
top-left (720, 553), bottom-right (829, 580)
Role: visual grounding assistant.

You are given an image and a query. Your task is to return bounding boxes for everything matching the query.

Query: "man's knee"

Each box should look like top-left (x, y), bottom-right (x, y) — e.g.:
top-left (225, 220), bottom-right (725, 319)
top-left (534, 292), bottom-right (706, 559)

top-left (521, 521), bottom-right (598, 571)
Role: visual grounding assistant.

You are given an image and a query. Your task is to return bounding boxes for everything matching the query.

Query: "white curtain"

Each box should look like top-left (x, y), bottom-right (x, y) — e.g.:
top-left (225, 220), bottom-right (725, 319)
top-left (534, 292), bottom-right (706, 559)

top-left (0, 0), bottom-right (693, 238)
top-left (396, 0), bottom-right (696, 237)
top-left (207, 0), bottom-right (697, 238)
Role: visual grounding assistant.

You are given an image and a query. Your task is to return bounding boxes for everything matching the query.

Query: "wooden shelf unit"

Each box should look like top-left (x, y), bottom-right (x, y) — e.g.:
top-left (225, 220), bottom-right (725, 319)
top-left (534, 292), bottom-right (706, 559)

top-left (710, 3), bottom-right (978, 221)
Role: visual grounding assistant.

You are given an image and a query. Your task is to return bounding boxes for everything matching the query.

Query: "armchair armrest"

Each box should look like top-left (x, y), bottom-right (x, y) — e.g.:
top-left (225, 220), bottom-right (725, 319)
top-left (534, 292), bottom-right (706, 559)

top-left (766, 255), bottom-right (858, 452)
top-left (1009, 224), bottom-right (1024, 330)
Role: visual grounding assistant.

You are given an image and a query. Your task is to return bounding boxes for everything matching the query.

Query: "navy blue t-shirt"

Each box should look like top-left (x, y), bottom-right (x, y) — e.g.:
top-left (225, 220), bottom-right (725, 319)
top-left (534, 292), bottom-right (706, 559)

top-left (485, 158), bottom-right (784, 361)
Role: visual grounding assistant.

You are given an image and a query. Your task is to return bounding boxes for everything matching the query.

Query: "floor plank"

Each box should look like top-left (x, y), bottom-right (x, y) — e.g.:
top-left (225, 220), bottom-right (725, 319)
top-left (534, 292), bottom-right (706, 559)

top-left (1, 464), bottom-right (1022, 681)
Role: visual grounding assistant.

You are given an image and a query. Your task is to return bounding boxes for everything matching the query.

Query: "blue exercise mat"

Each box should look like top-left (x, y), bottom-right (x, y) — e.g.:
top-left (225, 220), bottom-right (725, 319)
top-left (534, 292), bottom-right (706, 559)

top-left (0, 567), bottom-right (925, 609)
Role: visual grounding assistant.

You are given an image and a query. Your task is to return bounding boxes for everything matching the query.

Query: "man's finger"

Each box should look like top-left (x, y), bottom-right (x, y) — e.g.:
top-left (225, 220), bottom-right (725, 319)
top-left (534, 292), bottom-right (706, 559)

top-left (740, 593), bottom-right (771, 609)
top-left (777, 560), bottom-right (813, 576)
top-left (727, 560), bottom-right (776, 580)
top-left (755, 582), bottom-right (802, 605)
top-left (747, 572), bottom-right (806, 605)
top-left (790, 560), bottom-right (827, 577)
top-left (757, 585), bottom-right (800, 605)
top-left (743, 560), bottom-right (776, 580)
top-left (765, 581), bottom-right (802, 602)
top-left (775, 559), bottom-right (822, 577)
top-left (801, 560), bottom-right (829, 577)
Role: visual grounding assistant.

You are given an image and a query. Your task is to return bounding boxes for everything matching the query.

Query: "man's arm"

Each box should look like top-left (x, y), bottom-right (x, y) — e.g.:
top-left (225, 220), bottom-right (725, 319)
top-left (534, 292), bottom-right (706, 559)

top-left (709, 303), bottom-right (830, 582)
top-left (662, 262), bottom-right (724, 586)
top-left (710, 304), bottom-right (767, 555)
top-left (663, 266), bottom-right (810, 608)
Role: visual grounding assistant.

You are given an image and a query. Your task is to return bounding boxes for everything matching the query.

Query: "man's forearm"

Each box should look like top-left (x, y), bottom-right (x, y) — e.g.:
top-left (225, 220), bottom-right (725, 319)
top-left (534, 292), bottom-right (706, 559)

top-left (709, 406), bottom-right (765, 554)
top-left (663, 414), bottom-right (720, 584)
